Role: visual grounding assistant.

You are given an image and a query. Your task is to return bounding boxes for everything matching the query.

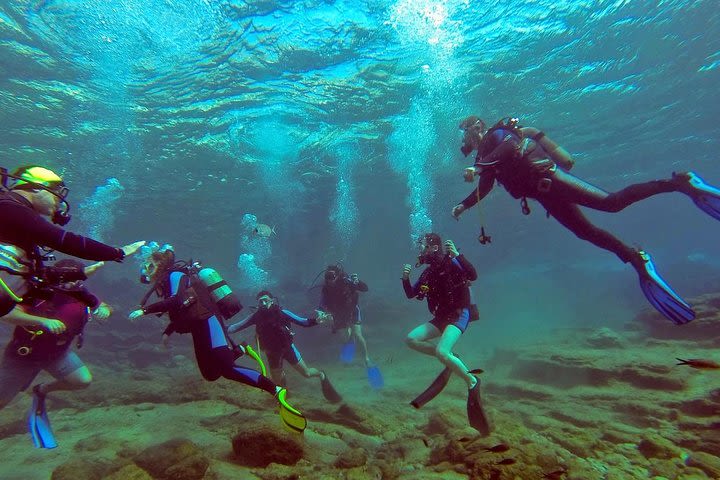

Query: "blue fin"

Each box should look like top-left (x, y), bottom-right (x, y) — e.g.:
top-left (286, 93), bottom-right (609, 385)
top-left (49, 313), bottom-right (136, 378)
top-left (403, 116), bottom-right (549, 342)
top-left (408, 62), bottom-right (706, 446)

top-left (683, 171), bottom-right (720, 221)
top-left (367, 365), bottom-right (384, 389)
top-left (339, 341), bottom-right (355, 364)
top-left (637, 251), bottom-right (695, 325)
top-left (28, 390), bottom-right (57, 449)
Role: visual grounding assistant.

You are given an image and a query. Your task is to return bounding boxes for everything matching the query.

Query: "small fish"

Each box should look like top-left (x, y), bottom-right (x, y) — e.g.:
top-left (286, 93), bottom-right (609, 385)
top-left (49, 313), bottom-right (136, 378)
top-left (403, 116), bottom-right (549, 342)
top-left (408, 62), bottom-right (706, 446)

top-left (468, 368), bottom-right (484, 375)
top-left (252, 223), bottom-right (276, 238)
top-left (495, 458), bottom-right (516, 466)
top-left (422, 438), bottom-right (429, 447)
top-left (542, 467), bottom-right (568, 479)
top-left (676, 358), bottom-right (720, 370)
top-left (485, 443), bottom-right (510, 453)
top-left (457, 436), bottom-right (473, 443)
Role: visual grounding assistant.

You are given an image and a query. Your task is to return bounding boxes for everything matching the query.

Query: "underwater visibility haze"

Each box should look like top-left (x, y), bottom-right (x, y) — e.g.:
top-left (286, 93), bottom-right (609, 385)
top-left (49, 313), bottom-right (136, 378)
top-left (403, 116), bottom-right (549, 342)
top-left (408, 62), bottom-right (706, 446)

top-left (1, 0), bottom-right (719, 478)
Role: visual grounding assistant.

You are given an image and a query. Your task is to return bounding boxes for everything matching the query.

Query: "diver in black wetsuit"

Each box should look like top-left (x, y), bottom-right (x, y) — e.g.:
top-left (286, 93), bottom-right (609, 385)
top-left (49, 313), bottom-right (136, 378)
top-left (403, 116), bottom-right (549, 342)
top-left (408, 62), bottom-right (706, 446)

top-left (0, 165), bottom-right (145, 322)
top-left (228, 290), bottom-right (340, 403)
top-left (127, 247), bottom-right (307, 431)
top-left (452, 116), bottom-right (720, 325)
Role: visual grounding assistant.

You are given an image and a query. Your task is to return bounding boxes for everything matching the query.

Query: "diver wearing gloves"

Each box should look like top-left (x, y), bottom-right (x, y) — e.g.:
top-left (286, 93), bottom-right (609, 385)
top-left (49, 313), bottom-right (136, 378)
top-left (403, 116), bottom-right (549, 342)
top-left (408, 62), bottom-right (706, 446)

top-left (402, 233), bottom-right (490, 436)
top-left (453, 116), bottom-right (720, 325)
top-left (228, 290), bottom-right (342, 404)
top-left (128, 245), bottom-right (308, 433)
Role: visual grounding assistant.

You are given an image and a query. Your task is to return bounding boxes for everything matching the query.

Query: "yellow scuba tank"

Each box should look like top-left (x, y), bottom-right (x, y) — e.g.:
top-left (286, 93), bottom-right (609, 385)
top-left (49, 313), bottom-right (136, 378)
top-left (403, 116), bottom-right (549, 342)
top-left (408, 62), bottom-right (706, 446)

top-left (197, 267), bottom-right (242, 319)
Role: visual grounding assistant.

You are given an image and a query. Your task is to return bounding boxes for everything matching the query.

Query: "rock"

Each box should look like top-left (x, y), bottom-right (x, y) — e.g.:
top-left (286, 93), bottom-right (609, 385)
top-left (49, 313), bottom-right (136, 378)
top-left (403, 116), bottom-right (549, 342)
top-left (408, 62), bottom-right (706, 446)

top-left (102, 464), bottom-right (153, 480)
top-left (637, 434), bottom-right (681, 460)
top-left (587, 327), bottom-right (625, 348)
top-left (334, 448), bottom-right (368, 469)
top-left (686, 451), bottom-right (720, 479)
top-left (231, 424), bottom-right (303, 467)
top-left (51, 459), bottom-right (120, 480)
top-left (133, 438), bottom-right (209, 480)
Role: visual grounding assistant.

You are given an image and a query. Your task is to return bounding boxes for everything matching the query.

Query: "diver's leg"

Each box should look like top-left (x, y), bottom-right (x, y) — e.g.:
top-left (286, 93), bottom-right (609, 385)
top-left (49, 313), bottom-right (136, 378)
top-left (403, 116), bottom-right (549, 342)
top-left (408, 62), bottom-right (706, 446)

top-left (39, 352), bottom-right (91, 395)
top-left (435, 310), bottom-right (476, 388)
top-left (550, 168), bottom-right (677, 213)
top-left (351, 324), bottom-right (371, 366)
top-left (198, 315), bottom-right (278, 394)
top-left (406, 322), bottom-right (441, 355)
top-left (0, 350), bottom-right (40, 410)
top-left (539, 197), bottom-right (638, 266)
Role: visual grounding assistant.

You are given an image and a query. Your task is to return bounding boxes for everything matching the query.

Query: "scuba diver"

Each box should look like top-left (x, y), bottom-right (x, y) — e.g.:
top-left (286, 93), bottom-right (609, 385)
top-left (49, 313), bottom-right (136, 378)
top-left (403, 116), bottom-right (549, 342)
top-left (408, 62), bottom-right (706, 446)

top-left (0, 165), bottom-right (144, 448)
top-left (318, 265), bottom-right (382, 389)
top-left (0, 259), bottom-right (112, 449)
top-left (127, 245), bottom-right (308, 433)
top-left (402, 233), bottom-right (489, 436)
top-left (452, 116), bottom-right (720, 325)
top-left (228, 290), bottom-right (342, 404)
top-left (0, 165), bottom-right (145, 321)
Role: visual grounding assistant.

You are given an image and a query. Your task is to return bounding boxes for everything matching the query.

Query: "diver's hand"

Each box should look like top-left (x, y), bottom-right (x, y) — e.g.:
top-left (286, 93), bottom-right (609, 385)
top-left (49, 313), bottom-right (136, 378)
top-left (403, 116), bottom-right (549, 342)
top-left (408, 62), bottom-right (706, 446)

top-left (315, 310), bottom-right (332, 324)
top-left (122, 241), bottom-right (147, 257)
top-left (445, 240), bottom-right (459, 258)
top-left (350, 273), bottom-right (359, 284)
top-left (41, 318), bottom-right (66, 334)
top-left (452, 204), bottom-right (466, 220)
top-left (84, 261), bottom-right (105, 276)
top-left (92, 302), bottom-right (112, 322)
top-left (463, 167), bottom-right (477, 182)
top-left (128, 309), bottom-right (145, 322)
top-left (402, 264), bottom-right (412, 280)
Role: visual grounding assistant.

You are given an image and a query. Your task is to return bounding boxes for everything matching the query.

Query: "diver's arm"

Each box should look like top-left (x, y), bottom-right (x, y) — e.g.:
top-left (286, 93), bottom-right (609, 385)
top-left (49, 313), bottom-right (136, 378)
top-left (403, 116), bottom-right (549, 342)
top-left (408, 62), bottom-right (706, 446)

top-left (402, 278), bottom-right (418, 298)
top-left (522, 127), bottom-right (574, 171)
top-left (355, 280), bottom-right (368, 292)
top-left (3, 203), bottom-right (125, 261)
top-left (281, 309), bottom-right (317, 327)
top-left (453, 255), bottom-right (478, 281)
top-left (1, 305), bottom-right (66, 334)
top-left (142, 296), bottom-right (180, 315)
top-left (227, 313), bottom-right (255, 334)
top-left (459, 170), bottom-right (495, 210)
top-left (64, 286), bottom-right (101, 310)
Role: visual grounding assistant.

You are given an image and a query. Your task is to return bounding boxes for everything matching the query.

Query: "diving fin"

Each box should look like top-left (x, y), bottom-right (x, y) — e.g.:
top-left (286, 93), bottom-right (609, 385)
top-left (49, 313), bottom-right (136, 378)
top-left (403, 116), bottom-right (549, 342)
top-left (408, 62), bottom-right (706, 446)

top-left (467, 377), bottom-right (491, 436)
top-left (366, 365), bottom-right (384, 389)
top-left (28, 386), bottom-right (57, 449)
top-left (276, 388), bottom-right (307, 433)
top-left (634, 251), bottom-right (695, 325)
top-left (675, 171), bottom-right (720, 222)
top-left (320, 372), bottom-right (343, 404)
top-left (340, 341), bottom-right (355, 363)
top-left (411, 367), bottom-right (452, 409)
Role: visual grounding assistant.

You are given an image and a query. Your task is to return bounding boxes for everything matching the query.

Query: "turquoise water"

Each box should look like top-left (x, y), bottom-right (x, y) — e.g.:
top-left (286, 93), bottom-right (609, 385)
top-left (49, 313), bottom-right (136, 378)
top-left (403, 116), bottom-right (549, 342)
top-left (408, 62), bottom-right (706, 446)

top-left (1, 1), bottom-right (719, 477)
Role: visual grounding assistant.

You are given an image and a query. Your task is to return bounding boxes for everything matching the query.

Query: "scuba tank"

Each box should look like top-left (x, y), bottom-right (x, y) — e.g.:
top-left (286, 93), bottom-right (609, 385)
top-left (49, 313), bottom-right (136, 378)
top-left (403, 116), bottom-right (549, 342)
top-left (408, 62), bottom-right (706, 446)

top-left (196, 267), bottom-right (242, 319)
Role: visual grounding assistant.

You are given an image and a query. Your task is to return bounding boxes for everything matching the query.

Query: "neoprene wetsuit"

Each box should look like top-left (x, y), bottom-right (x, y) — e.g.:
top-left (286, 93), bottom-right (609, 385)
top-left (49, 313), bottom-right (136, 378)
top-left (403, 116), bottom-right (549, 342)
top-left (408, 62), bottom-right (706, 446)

top-left (458, 125), bottom-right (681, 265)
top-left (142, 271), bottom-right (276, 394)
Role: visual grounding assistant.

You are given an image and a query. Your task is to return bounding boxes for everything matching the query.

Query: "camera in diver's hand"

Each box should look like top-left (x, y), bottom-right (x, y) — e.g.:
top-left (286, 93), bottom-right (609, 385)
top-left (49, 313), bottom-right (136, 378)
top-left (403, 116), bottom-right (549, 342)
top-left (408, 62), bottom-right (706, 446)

top-left (41, 265), bottom-right (87, 284)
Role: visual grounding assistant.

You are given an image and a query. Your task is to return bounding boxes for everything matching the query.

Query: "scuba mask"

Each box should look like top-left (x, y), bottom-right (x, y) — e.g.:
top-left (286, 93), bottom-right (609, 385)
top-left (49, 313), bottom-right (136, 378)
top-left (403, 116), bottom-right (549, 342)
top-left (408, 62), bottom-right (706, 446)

top-left (257, 295), bottom-right (274, 310)
top-left (416, 238), bottom-right (442, 266)
top-left (140, 261), bottom-right (157, 284)
top-left (2, 169), bottom-right (72, 225)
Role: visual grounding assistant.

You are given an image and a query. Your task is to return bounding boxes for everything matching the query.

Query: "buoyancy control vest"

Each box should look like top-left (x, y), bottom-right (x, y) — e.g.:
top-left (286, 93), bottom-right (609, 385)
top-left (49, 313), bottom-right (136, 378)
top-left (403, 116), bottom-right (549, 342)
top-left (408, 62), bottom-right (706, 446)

top-left (416, 256), bottom-right (478, 320)
top-left (475, 118), bottom-right (556, 199)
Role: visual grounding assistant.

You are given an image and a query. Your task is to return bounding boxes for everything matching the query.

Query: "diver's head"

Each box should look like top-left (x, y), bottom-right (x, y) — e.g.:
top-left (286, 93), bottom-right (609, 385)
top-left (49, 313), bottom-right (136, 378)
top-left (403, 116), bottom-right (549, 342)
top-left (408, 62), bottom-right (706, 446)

top-left (53, 258), bottom-right (86, 288)
top-left (256, 290), bottom-right (276, 310)
top-left (11, 165), bottom-right (71, 225)
top-left (140, 248), bottom-right (175, 284)
top-left (324, 265), bottom-right (343, 284)
top-left (417, 233), bottom-right (443, 265)
top-left (459, 116), bottom-right (486, 157)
